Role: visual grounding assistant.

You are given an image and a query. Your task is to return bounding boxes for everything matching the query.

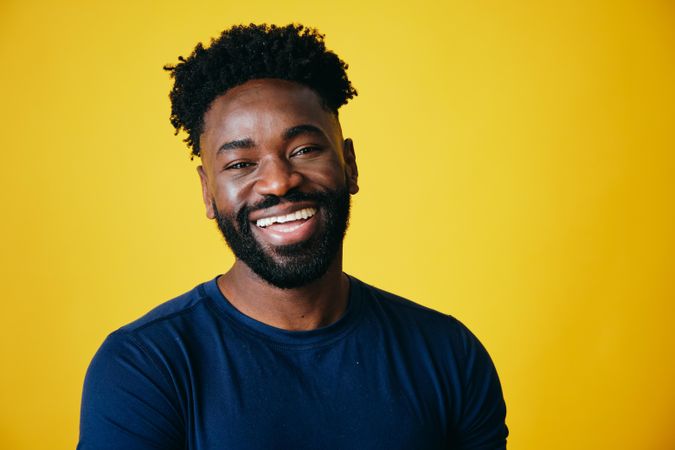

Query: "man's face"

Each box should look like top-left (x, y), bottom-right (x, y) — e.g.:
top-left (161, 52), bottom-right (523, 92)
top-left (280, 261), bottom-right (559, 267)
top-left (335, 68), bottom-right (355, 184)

top-left (197, 79), bottom-right (359, 288)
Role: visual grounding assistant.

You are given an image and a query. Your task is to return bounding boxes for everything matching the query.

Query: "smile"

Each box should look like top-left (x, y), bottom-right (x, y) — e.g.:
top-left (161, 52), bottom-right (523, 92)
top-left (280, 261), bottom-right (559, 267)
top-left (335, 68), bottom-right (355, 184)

top-left (255, 207), bottom-right (317, 228)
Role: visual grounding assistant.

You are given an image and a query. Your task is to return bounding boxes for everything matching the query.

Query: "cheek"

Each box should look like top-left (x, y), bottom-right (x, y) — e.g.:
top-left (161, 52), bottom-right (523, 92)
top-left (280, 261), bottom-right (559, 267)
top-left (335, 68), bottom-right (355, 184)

top-left (301, 158), bottom-right (347, 187)
top-left (213, 180), bottom-right (248, 213)
top-left (326, 167), bottom-right (350, 189)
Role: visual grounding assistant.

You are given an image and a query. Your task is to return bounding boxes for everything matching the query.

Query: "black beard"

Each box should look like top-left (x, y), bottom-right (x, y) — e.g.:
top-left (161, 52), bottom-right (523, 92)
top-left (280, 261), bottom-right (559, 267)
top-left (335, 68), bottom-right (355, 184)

top-left (213, 186), bottom-right (351, 289)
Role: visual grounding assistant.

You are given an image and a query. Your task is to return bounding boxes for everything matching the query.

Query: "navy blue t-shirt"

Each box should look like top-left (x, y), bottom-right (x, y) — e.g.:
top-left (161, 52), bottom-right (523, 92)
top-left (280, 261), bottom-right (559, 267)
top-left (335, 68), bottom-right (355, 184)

top-left (78, 276), bottom-right (508, 449)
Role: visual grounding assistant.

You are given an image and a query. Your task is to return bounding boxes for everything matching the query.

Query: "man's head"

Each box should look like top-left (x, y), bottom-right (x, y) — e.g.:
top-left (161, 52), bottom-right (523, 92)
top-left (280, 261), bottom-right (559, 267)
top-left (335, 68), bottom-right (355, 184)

top-left (165, 25), bottom-right (359, 289)
top-left (165, 23), bottom-right (357, 158)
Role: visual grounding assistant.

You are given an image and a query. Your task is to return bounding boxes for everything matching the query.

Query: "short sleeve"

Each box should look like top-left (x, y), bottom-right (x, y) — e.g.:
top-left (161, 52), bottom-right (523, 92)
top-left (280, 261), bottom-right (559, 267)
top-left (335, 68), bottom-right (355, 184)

top-left (77, 331), bottom-right (184, 450)
top-left (453, 324), bottom-right (509, 449)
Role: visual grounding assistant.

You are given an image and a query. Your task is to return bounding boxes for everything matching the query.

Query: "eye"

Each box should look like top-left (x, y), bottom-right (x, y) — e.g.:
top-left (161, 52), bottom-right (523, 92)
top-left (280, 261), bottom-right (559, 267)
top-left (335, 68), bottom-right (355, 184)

top-left (225, 161), bottom-right (255, 171)
top-left (292, 146), bottom-right (320, 157)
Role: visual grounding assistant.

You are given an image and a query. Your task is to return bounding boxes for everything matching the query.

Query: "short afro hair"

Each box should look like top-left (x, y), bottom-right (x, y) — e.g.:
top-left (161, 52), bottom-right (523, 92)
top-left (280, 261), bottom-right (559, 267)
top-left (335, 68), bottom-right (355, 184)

top-left (164, 23), bottom-right (358, 158)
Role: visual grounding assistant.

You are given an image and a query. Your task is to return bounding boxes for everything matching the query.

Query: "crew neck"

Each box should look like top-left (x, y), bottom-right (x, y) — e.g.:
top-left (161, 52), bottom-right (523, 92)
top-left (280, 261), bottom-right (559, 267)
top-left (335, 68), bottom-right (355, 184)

top-left (201, 275), bottom-right (365, 349)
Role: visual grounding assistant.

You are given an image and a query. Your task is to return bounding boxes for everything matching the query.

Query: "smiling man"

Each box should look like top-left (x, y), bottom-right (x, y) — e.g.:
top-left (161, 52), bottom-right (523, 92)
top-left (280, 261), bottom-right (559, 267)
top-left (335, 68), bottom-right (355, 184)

top-left (78, 24), bottom-right (508, 450)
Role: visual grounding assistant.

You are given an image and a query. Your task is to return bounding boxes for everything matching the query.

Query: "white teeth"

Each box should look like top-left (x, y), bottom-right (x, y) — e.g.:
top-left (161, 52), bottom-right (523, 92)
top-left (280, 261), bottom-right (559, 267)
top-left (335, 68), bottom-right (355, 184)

top-left (256, 207), bottom-right (317, 228)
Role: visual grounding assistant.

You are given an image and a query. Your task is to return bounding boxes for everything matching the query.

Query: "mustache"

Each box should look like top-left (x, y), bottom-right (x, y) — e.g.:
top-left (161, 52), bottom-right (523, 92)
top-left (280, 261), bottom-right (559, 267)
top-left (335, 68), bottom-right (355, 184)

top-left (234, 189), bottom-right (333, 234)
top-left (246, 189), bottom-right (330, 213)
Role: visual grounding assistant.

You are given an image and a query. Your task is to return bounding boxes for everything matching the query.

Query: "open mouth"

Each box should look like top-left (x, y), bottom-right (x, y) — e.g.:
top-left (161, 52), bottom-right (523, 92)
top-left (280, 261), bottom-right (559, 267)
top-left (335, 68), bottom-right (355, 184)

top-left (255, 207), bottom-right (317, 231)
top-left (251, 206), bottom-right (320, 246)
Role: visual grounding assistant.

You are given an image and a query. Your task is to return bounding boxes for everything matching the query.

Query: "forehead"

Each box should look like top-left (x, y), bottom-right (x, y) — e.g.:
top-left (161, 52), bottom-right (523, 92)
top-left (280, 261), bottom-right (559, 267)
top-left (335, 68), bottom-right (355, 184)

top-left (200, 79), bottom-right (340, 155)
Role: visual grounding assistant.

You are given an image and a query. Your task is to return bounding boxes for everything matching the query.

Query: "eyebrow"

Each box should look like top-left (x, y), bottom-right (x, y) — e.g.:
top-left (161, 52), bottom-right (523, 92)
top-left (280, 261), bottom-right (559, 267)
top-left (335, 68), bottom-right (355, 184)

top-left (217, 137), bottom-right (255, 154)
top-left (216, 124), bottom-right (327, 155)
top-left (283, 124), bottom-right (325, 141)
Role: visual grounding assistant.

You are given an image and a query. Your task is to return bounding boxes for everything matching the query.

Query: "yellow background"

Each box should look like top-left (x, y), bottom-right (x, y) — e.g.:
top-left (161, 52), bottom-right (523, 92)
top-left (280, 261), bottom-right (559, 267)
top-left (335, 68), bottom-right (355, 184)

top-left (1, 0), bottom-right (674, 449)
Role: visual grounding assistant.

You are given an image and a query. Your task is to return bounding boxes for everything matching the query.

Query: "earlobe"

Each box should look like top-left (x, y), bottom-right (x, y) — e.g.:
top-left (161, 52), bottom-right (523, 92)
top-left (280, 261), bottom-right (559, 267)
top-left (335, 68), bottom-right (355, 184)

top-left (343, 138), bottom-right (359, 195)
top-left (197, 165), bottom-right (216, 219)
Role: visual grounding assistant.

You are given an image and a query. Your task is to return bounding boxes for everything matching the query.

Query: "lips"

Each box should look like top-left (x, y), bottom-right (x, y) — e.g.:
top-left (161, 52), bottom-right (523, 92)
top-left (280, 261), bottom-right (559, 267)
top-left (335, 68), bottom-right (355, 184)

top-left (255, 207), bottom-right (317, 228)
top-left (251, 205), bottom-right (320, 246)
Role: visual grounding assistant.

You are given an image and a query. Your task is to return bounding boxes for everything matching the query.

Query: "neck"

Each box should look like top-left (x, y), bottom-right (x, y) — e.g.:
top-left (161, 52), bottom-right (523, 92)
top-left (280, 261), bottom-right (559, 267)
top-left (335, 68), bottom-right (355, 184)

top-left (217, 254), bottom-right (349, 331)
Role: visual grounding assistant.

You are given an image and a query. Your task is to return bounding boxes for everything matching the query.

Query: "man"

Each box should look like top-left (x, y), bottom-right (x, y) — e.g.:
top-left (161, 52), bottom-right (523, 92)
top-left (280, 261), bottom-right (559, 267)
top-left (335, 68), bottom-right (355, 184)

top-left (78, 24), bottom-right (508, 449)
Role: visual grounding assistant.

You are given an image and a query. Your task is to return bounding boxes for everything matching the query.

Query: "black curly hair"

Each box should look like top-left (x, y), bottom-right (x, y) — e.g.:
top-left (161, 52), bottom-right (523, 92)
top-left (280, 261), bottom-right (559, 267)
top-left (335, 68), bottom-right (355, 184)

top-left (164, 23), bottom-right (358, 158)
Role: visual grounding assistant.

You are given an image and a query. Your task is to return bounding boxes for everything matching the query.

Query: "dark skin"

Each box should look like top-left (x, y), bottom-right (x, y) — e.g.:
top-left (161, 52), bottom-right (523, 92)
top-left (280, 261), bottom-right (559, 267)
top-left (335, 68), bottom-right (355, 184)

top-left (197, 79), bottom-right (359, 331)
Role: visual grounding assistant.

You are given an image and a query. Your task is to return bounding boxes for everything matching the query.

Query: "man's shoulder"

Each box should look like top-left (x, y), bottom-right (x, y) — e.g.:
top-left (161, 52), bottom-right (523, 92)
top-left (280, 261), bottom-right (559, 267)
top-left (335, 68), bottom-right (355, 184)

top-left (351, 276), bottom-right (492, 367)
top-left (352, 276), bottom-right (468, 334)
top-left (117, 277), bottom-right (216, 334)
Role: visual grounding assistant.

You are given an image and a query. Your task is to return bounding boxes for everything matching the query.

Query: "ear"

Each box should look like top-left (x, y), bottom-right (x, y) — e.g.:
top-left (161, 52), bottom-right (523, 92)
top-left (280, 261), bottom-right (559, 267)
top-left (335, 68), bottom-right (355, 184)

top-left (343, 138), bottom-right (359, 195)
top-left (197, 165), bottom-right (216, 219)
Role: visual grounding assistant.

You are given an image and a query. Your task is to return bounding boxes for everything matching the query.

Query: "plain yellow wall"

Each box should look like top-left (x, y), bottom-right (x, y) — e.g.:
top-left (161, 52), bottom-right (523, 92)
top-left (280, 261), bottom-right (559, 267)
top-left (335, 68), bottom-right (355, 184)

top-left (1, 0), bottom-right (674, 449)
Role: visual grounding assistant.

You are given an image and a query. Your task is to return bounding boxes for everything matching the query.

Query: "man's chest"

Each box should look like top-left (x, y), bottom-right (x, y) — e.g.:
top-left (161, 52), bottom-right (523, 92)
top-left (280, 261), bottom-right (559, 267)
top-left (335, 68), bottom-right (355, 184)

top-left (177, 339), bottom-right (452, 450)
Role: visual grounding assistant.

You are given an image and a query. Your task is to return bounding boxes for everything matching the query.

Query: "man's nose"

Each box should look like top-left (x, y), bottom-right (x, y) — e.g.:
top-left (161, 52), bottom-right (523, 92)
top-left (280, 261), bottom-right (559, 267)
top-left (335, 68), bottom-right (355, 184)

top-left (254, 157), bottom-right (303, 197)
